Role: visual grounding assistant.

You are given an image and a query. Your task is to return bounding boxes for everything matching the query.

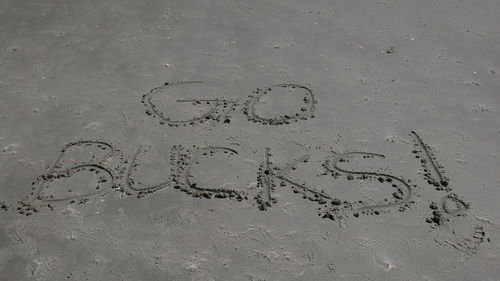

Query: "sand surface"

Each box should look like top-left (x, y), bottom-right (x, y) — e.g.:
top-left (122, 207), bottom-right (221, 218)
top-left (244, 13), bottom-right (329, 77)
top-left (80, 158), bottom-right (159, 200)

top-left (1, 0), bottom-right (500, 280)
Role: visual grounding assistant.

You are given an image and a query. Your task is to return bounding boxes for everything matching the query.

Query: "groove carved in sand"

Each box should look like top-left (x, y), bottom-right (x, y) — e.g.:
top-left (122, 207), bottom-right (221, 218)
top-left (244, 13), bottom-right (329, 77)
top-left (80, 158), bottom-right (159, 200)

top-left (177, 146), bottom-right (247, 201)
top-left (243, 83), bottom-right (316, 125)
top-left (142, 81), bottom-right (239, 126)
top-left (124, 145), bottom-right (177, 198)
top-left (327, 151), bottom-right (413, 213)
top-left (19, 140), bottom-right (124, 214)
top-left (410, 131), bottom-right (449, 190)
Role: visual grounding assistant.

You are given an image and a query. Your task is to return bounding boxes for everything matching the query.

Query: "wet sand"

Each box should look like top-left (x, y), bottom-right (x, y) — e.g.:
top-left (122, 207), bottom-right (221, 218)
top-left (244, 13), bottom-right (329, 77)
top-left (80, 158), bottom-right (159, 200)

top-left (1, 0), bottom-right (500, 280)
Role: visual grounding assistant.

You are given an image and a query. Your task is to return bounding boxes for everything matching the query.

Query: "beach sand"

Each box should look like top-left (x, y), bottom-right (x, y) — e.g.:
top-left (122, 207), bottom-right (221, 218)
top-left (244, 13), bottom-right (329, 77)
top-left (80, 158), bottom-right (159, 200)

top-left (1, 0), bottom-right (499, 280)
